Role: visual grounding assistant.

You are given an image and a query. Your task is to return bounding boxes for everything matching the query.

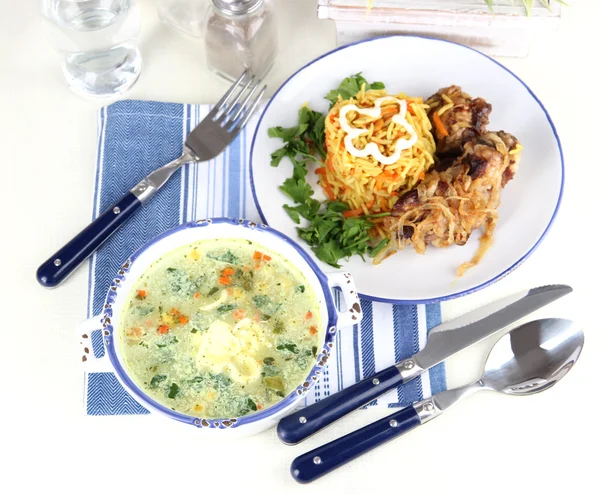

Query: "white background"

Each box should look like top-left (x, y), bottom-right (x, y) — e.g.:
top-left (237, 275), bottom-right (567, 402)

top-left (1, 1), bottom-right (598, 493)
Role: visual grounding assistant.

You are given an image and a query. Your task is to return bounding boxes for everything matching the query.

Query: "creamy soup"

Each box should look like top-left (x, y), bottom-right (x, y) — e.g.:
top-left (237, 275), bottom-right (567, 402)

top-left (119, 238), bottom-right (322, 418)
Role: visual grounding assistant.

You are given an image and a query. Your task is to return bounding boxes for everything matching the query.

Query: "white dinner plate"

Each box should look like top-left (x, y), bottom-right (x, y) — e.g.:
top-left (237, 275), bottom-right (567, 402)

top-left (249, 36), bottom-right (563, 304)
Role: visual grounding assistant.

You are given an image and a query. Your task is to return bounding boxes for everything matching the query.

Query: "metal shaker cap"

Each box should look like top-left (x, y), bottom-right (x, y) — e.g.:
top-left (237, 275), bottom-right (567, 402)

top-left (213, 0), bottom-right (263, 16)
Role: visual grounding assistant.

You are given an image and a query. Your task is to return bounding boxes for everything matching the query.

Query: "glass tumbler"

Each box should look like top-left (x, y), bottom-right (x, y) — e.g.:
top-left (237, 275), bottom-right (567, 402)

top-left (41, 0), bottom-right (142, 98)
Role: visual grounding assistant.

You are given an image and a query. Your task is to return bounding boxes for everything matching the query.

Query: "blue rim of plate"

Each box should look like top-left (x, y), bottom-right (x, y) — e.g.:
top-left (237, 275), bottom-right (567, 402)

top-left (249, 34), bottom-right (564, 305)
top-left (100, 218), bottom-right (339, 429)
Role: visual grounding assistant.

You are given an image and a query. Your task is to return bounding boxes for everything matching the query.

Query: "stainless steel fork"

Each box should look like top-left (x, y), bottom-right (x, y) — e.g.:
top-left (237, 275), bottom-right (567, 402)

top-left (37, 71), bottom-right (266, 288)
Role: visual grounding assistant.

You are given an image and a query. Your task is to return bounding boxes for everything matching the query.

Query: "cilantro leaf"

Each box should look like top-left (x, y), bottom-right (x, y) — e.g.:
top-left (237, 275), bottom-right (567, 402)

top-left (246, 398), bottom-right (258, 411)
top-left (283, 198), bottom-right (321, 224)
top-left (207, 250), bottom-right (239, 264)
top-left (310, 113), bottom-right (326, 158)
top-left (325, 73), bottom-right (385, 107)
top-left (276, 343), bottom-right (298, 354)
top-left (327, 201), bottom-right (350, 213)
top-left (292, 162), bottom-right (308, 181)
top-left (252, 295), bottom-right (271, 308)
top-left (216, 304), bottom-right (236, 315)
top-left (301, 198), bottom-right (322, 220)
top-left (150, 375), bottom-right (167, 388)
top-left (155, 335), bottom-right (179, 348)
top-left (283, 205), bottom-right (302, 224)
top-left (270, 146), bottom-right (289, 167)
top-left (268, 105), bottom-right (326, 168)
top-left (252, 295), bottom-right (281, 316)
top-left (279, 177), bottom-right (313, 203)
top-left (313, 240), bottom-right (347, 268)
top-left (268, 126), bottom-right (299, 142)
top-left (298, 106), bottom-right (312, 135)
top-left (167, 383), bottom-right (180, 399)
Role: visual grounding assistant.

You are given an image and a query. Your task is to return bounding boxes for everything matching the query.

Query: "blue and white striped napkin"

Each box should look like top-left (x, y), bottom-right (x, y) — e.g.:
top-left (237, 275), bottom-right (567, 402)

top-left (85, 100), bottom-right (446, 415)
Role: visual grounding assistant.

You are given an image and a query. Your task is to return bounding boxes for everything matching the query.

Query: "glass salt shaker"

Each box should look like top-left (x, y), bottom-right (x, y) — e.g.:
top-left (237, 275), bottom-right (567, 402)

top-left (204, 0), bottom-right (278, 81)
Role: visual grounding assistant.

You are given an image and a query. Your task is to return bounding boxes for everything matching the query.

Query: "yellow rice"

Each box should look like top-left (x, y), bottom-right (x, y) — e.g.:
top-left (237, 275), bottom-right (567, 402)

top-left (319, 86), bottom-right (436, 225)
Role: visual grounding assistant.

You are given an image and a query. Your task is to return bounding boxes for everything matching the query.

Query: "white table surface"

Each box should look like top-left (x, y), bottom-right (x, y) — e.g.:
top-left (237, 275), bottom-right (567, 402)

top-left (2, 1), bottom-right (598, 492)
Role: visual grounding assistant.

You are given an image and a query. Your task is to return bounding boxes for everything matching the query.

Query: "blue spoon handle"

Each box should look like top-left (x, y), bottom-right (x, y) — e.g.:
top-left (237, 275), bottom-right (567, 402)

top-left (36, 192), bottom-right (141, 288)
top-left (277, 365), bottom-right (404, 445)
top-left (291, 406), bottom-right (421, 484)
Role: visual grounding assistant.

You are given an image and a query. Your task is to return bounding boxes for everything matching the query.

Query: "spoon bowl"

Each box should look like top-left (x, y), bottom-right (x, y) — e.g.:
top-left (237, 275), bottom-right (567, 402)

top-left (482, 318), bottom-right (584, 396)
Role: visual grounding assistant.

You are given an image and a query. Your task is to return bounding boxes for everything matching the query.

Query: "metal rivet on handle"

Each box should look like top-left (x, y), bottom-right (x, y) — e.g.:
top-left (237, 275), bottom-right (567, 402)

top-left (389, 419), bottom-right (399, 427)
top-left (299, 416), bottom-right (307, 424)
top-left (403, 360), bottom-right (414, 370)
top-left (372, 378), bottom-right (380, 385)
top-left (313, 456), bottom-right (322, 465)
top-left (54, 259), bottom-right (61, 267)
top-left (424, 402), bottom-right (434, 412)
top-left (113, 207), bottom-right (121, 214)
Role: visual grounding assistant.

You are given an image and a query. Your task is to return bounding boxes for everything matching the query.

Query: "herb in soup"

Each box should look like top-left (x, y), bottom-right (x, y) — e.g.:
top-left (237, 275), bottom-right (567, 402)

top-left (119, 238), bottom-right (322, 419)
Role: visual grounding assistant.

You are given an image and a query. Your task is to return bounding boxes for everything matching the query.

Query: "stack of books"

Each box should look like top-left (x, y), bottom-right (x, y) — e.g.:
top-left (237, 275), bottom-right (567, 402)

top-left (317, 0), bottom-right (562, 57)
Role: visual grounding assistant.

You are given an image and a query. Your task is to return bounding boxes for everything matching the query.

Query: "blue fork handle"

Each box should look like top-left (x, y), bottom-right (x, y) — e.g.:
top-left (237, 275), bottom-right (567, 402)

top-left (291, 406), bottom-right (421, 484)
top-left (36, 192), bottom-right (141, 288)
top-left (277, 365), bottom-right (404, 445)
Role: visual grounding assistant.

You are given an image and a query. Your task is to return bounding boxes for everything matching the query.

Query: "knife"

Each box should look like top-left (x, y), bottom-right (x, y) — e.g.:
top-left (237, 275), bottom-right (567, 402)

top-left (277, 284), bottom-right (572, 445)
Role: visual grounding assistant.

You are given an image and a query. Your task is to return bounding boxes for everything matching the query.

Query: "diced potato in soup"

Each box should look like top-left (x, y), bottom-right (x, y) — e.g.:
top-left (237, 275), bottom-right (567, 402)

top-left (120, 238), bottom-right (322, 418)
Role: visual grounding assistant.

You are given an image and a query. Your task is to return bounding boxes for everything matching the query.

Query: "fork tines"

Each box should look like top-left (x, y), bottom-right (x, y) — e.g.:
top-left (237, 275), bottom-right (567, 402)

top-left (211, 70), bottom-right (267, 132)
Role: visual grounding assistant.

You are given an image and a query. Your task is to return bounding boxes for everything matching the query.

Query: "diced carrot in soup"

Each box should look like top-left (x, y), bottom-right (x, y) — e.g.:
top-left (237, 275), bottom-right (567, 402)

top-left (125, 326), bottom-right (145, 340)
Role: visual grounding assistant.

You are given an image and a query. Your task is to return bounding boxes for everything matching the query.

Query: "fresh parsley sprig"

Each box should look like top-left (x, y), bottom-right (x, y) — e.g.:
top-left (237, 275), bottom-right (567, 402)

top-left (297, 201), bottom-right (390, 268)
top-left (268, 106), bottom-right (326, 167)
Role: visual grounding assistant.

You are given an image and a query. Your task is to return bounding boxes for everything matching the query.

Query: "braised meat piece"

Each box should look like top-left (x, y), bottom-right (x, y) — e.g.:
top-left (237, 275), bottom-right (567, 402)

top-left (426, 85), bottom-right (492, 156)
top-left (496, 130), bottom-right (521, 187)
top-left (385, 131), bottom-right (522, 275)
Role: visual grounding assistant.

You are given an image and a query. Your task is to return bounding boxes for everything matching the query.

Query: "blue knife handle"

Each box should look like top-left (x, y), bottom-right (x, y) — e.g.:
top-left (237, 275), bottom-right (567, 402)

top-left (36, 192), bottom-right (141, 288)
top-left (277, 365), bottom-right (403, 445)
top-left (291, 406), bottom-right (420, 484)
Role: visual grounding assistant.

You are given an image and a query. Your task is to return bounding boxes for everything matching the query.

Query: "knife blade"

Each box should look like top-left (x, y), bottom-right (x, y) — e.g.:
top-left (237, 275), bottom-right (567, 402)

top-left (398, 284), bottom-right (573, 381)
top-left (277, 284), bottom-right (572, 445)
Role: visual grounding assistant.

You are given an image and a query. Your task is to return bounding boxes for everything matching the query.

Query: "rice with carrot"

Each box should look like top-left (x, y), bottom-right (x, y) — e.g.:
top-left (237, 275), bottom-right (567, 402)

top-left (317, 85), bottom-right (436, 244)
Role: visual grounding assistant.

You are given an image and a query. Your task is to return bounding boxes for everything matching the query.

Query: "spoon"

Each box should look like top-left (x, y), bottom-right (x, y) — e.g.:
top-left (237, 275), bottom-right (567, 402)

top-left (291, 318), bottom-right (584, 483)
